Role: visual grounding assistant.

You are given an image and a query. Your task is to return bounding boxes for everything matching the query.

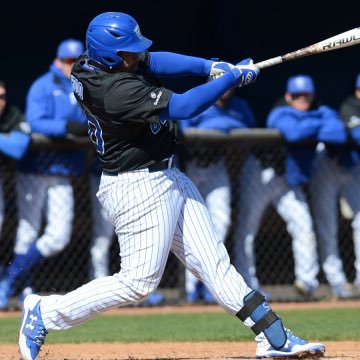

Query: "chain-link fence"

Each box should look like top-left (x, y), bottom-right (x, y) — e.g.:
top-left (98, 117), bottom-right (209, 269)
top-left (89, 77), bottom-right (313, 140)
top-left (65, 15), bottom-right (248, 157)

top-left (0, 130), bottom-right (357, 303)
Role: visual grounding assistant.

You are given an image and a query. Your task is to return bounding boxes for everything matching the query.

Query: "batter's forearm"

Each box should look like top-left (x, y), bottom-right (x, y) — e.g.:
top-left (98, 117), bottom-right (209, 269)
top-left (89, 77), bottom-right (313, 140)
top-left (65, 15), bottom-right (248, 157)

top-left (164, 71), bottom-right (239, 120)
top-left (148, 51), bottom-right (213, 77)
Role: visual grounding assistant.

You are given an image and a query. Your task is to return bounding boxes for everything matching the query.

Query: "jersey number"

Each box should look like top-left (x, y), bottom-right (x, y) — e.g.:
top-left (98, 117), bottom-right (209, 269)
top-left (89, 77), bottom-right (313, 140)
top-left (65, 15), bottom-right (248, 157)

top-left (86, 112), bottom-right (105, 154)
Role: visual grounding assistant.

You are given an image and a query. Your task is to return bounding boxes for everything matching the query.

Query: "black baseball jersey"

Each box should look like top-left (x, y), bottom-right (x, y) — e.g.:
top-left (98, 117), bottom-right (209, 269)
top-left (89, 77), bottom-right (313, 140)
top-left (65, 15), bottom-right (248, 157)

top-left (71, 51), bottom-right (177, 173)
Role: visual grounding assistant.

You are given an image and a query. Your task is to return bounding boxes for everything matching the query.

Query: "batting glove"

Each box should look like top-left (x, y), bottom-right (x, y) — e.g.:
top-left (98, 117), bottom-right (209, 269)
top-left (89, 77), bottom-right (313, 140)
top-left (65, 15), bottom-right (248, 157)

top-left (209, 60), bottom-right (235, 80)
top-left (234, 58), bottom-right (259, 87)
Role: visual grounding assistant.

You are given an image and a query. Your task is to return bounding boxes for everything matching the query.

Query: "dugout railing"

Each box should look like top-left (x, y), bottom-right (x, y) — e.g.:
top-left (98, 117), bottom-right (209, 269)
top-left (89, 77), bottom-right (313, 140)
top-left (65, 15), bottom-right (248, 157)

top-left (0, 130), bottom-right (357, 303)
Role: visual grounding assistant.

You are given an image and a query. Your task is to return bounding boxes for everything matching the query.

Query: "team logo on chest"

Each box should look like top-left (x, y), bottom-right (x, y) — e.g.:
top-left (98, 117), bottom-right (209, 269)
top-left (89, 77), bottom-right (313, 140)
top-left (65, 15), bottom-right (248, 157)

top-left (150, 118), bottom-right (168, 134)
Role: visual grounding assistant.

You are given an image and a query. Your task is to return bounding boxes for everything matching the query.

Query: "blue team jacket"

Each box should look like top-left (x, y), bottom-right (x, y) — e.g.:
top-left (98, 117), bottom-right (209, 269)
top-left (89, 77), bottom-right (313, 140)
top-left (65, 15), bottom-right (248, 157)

top-left (267, 105), bottom-right (346, 186)
top-left (18, 63), bottom-right (87, 176)
top-left (179, 96), bottom-right (255, 132)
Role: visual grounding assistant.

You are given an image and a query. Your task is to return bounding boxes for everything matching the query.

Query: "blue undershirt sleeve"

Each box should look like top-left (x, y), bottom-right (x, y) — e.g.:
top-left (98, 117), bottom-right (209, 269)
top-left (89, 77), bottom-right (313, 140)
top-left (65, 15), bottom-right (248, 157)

top-left (148, 52), bottom-right (214, 77)
top-left (0, 131), bottom-right (31, 160)
top-left (160, 70), bottom-right (240, 120)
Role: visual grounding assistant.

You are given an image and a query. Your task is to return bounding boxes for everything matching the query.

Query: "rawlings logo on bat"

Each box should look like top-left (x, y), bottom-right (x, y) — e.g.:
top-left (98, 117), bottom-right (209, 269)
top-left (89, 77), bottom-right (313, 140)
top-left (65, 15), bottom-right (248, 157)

top-left (322, 33), bottom-right (360, 50)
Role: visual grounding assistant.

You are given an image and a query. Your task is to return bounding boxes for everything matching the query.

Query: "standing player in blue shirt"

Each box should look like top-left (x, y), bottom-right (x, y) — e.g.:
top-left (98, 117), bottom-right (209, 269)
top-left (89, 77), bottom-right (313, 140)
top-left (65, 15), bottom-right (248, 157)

top-left (267, 75), bottom-right (349, 298)
top-left (0, 39), bottom-right (87, 310)
top-left (0, 81), bottom-right (31, 244)
top-left (310, 73), bottom-right (360, 298)
top-left (234, 75), bottom-right (351, 299)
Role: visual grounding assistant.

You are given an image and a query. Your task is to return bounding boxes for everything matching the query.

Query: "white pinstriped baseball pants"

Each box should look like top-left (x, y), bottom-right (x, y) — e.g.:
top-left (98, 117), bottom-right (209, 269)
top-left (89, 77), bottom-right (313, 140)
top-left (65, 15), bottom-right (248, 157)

top-left (40, 167), bottom-right (252, 330)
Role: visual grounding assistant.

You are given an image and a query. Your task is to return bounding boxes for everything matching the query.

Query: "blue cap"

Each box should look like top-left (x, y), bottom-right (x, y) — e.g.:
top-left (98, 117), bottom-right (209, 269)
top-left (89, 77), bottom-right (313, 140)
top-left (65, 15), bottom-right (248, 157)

top-left (356, 73), bottom-right (360, 89)
top-left (57, 39), bottom-right (84, 59)
top-left (286, 75), bottom-right (315, 94)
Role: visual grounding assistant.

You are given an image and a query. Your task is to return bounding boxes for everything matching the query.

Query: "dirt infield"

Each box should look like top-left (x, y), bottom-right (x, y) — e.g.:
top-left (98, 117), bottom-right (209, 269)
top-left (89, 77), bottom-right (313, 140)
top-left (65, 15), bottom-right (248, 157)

top-left (2, 300), bottom-right (360, 359)
top-left (1, 341), bottom-right (359, 359)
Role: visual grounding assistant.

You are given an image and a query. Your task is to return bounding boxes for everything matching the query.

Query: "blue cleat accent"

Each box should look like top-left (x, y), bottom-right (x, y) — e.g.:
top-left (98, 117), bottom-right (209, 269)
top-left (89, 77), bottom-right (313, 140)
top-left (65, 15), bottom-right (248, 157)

top-left (19, 294), bottom-right (47, 360)
top-left (202, 286), bottom-right (216, 304)
top-left (256, 328), bottom-right (325, 358)
top-left (140, 292), bottom-right (165, 307)
top-left (187, 281), bottom-right (217, 304)
top-left (186, 281), bottom-right (203, 304)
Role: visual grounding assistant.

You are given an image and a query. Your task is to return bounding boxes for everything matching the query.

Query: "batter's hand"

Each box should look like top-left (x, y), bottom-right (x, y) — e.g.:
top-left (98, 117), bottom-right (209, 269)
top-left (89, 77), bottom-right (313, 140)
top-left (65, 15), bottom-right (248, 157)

top-left (234, 58), bottom-right (259, 87)
top-left (209, 61), bottom-right (235, 80)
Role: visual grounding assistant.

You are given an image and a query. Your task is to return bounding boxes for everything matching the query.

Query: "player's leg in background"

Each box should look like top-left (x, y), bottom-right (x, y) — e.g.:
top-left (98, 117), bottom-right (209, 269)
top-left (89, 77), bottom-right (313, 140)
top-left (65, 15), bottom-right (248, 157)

top-left (309, 153), bottom-right (351, 298)
top-left (184, 159), bottom-right (231, 303)
top-left (276, 186), bottom-right (319, 296)
top-left (341, 164), bottom-right (360, 294)
top-left (89, 173), bottom-right (114, 280)
top-left (36, 176), bottom-right (74, 256)
top-left (38, 168), bottom-right (183, 330)
top-left (0, 173), bottom-right (46, 310)
top-left (19, 176), bottom-right (75, 308)
top-left (232, 155), bottom-right (273, 295)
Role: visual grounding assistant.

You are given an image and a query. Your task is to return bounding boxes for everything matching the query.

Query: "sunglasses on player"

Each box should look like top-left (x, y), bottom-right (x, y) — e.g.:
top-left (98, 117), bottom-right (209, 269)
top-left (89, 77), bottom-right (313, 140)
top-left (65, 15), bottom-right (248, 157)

top-left (290, 93), bottom-right (313, 100)
top-left (60, 58), bottom-right (78, 65)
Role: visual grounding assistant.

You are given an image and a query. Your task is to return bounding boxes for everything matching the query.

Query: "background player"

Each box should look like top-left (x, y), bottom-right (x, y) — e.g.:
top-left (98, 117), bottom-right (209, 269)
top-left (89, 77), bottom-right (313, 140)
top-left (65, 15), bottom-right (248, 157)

top-left (0, 39), bottom-right (87, 310)
top-left (309, 72), bottom-right (360, 298)
top-left (0, 80), bottom-right (31, 243)
top-left (19, 12), bottom-right (325, 360)
top-left (234, 75), bottom-right (350, 299)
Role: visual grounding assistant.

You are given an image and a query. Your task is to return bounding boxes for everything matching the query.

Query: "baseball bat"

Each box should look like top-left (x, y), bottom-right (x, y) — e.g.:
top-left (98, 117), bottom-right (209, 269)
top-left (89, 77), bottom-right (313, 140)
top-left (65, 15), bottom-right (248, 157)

top-left (254, 27), bottom-right (360, 70)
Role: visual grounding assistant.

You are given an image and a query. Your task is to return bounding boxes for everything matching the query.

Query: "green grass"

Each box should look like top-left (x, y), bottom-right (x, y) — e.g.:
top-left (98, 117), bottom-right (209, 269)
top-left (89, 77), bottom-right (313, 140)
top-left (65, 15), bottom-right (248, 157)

top-left (1, 307), bottom-right (360, 344)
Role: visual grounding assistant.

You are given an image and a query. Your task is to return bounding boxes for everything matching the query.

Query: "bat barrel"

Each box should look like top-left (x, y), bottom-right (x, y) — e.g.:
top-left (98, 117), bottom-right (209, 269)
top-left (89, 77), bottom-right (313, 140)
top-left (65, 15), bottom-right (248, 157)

top-left (254, 27), bottom-right (360, 71)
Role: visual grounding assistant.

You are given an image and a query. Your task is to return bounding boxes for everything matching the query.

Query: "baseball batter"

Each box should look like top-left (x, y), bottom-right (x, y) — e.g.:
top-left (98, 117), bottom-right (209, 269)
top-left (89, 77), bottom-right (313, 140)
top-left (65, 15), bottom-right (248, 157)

top-left (18, 12), bottom-right (325, 360)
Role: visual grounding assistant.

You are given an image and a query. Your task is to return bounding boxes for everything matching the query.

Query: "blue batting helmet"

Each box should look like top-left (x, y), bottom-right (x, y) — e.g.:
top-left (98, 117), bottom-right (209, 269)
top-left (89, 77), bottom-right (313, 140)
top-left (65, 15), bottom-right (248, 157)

top-left (86, 12), bottom-right (153, 69)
